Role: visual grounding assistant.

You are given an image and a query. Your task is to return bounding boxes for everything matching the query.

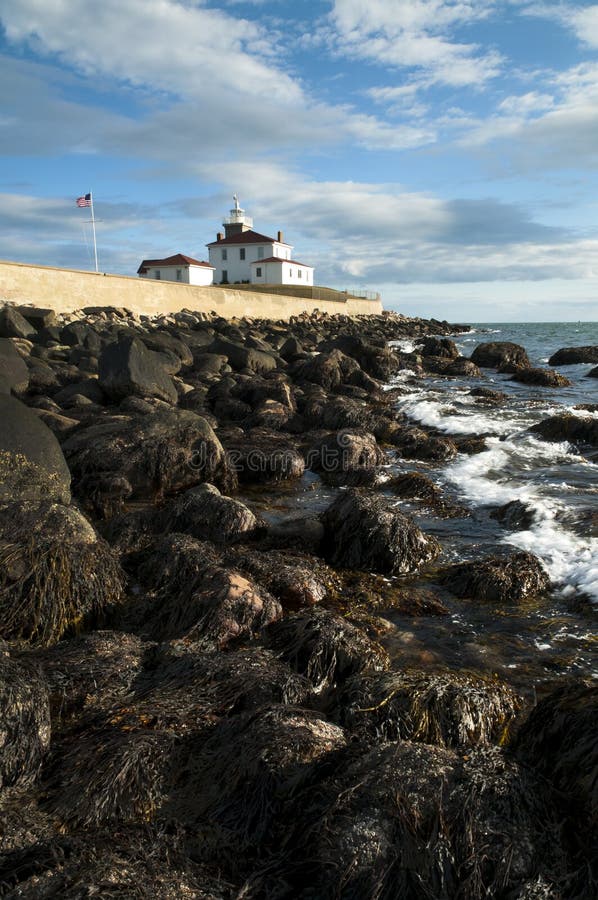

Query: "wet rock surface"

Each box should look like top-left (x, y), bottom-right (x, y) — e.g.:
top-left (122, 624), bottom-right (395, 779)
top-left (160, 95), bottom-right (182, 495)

top-left (0, 302), bottom-right (593, 899)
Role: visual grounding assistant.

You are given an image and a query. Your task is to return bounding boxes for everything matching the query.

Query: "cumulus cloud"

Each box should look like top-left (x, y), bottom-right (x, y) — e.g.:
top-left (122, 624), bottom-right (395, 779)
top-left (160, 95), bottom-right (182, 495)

top-left (325, 0), bottom-right (502, 87)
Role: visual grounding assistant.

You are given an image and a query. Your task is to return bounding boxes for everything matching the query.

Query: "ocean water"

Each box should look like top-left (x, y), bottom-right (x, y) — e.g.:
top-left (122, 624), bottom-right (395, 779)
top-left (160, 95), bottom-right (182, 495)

top-left (387, 321), bottom-right (597, 688)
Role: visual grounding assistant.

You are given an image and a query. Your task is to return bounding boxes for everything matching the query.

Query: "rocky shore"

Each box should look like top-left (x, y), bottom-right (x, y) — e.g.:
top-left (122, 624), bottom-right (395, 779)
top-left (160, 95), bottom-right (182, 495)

top-left (0, 302), bottom-right (596, 899)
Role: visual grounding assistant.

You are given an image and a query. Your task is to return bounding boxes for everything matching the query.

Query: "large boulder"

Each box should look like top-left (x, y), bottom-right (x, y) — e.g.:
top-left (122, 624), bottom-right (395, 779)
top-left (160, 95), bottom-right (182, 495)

top-left (530, 414), bottom-right (598, 448)
top-left (0, 653), bottom-right (51, 788)
top-left (0, 502), bottom-right (125, 646)
top-left (17, 306), bottom-right (57, 330)
top-left (210, 336), bottom-right (277, 374)
top-left (321, 489), bottom-right (440, 575)
top-left (223, 429), bottom-right (305, 484)
top-left (0, 395), bottom-right (71, 503)
top-left (0, 306), bottom-right (36, 339)
top-left (98, 336), bottom-right (178, 404)
top-left (308, 429), bottom-right (385, 485)
top-left (163, 483), bottom-right (261, 544)
top-left (548, 346), bottom-right (598, 365)
top-left (440, 551), bottom-right (549, 603)
top-left (63, 409), bottom-right (236, 515)
top-left (510, 366), bottom-right (572, 387)
top-left (416, 336), bottom-right (460, 359)
top-left (0, 338), bottom-right (29, 394)
top-left (470, 341), bottom-right (530, 369)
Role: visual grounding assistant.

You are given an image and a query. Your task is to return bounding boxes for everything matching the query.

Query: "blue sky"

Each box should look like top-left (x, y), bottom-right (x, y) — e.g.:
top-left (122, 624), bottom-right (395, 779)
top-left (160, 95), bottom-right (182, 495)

top-left (1, 0), bottom-right (598, 321)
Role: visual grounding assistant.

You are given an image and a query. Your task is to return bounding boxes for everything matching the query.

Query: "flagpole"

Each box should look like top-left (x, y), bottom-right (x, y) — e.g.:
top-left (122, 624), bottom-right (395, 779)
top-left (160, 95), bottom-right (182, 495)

top-left (89, 191), bottom-right (99, 273)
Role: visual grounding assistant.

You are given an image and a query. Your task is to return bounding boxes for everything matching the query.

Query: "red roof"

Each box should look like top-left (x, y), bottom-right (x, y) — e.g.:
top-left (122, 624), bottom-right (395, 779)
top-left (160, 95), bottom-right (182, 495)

top-left (137, 253), bottom-right (214, 273)
top-left (250, 256), bottom-right (313, 268)
top-left (206, 230), bottom-right (290, 247)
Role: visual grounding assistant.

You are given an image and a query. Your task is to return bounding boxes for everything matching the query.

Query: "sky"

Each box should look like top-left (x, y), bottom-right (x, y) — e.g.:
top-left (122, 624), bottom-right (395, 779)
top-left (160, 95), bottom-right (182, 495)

top-left (1, 1), bottom-right (598, 322)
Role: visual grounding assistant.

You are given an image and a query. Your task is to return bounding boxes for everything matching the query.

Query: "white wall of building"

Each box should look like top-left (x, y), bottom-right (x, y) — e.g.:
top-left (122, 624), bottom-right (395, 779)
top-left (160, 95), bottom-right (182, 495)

top-left (251, 259), bottom-right (314, 285)
top-left (140, 264), bottom-right (214, 285)
top-left (209, 240), bottom-right (291, 284)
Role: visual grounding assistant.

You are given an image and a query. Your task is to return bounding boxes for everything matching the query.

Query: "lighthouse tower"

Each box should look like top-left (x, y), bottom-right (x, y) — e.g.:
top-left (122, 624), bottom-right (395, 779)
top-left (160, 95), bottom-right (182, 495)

top-left (223, 194), bottom-right (253, 238)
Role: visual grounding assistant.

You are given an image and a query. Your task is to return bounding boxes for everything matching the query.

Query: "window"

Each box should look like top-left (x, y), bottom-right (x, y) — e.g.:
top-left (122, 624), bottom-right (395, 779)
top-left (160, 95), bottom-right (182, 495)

top-left (297, 269), bottom-right (302, 279)
top-left (240, 248), bottom-right (245, 260)
top-left (221, 270), bottom-right (228, 283)
top-left (154, 270), bottom-right (161, 279)
top-left (222, 249), bottom-right (227, 261)
top-left (255, 267), bottom-right (262, 277)
top-left (176, 269), bottom-right (182, 281)
top-left (289, 268), bottom-right (293, 277)
top-left (257, 247), bottom-right (264, 259)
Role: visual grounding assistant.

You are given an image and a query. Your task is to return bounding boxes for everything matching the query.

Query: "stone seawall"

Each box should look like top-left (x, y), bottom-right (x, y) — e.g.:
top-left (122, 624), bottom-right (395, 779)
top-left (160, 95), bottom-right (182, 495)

top-left (0, 260), bottom-right (383, 319)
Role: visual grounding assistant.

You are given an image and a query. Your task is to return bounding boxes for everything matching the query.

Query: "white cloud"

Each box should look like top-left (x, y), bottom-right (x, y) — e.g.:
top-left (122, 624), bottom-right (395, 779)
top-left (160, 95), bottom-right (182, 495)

top-left (327, 0), bottom-right (502, 87)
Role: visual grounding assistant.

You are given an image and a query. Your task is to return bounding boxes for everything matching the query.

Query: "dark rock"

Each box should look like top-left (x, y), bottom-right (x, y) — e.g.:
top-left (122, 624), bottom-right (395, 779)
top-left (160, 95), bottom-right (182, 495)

top-left (308, 429), bottom-right (385, 485)
top-left (222, 547), bottom-right (327, 609)
top-left (140, 332), bottom-right (193, 366)
top-left (321, 489), bottom-right (440, 575)
top-left (514, 679), bottom-right (598, 829)
top-left (530, 413), bottom-right (598, 448)
top-left (25, 359), bottom-right (60, 394)
top-left (279, 335), bottom-right (304, 360)
top-left (510, 366), bottom-right (572, 387)
top-left (471, 341), bottom-right (530, 369)
top-left (17, 306), bottom-right (57, 330)
top-left (333, 669), bottom-right (520, 748)
top-left (587, 365), bottom-right (598, 378)
top-left (0, 306), bottom-right (36, 339)
top-left (34, 408), bottom-right (80, 437)
top-left (391, 425), bottom-right (459, 462)
top-left (266, 607), bottom-right (389, 692)
top-left (0, 395), bottom-right (71, 503)
top-left (470, 386), bottom-right (507, 404)
top-left (224, 430), bottom-right (305, 484)
top-left (416, 336), bottom-right (459, 359)
top-left (211, 336), bottom-right (277, 374)
top-left (53, 378), bottom-right (105, 408)
top-left (264, 514), bottom-right (325, 553)
top-left (0, 502), bottom-right (125, 646)
top-left (163, 483), bottom-right (261, 544)
top-left (292, 349), bottom-right (368, 392)
top-left (63, 409), bottom-right (236, 515)
top-left (192, 352), bottom-right (229, 379)
top-left (548, 345), bottom-right (598, 365)
top-left (440, 551), bottom-right (549, 603)
top-left (0, 654), bottom-right (51, 788)
top-left (98, 336), bottom-right (178, 404)
top-left (445, 357), bottom-right (482, 377)
top-left (491, 499), bottom-right (537, 530)
top-left (0, 338), bottom-right (29, 393)
top-left (60, 322), bottom-right (103, 353)
top-left (137, 534), bottom-right (282, 646)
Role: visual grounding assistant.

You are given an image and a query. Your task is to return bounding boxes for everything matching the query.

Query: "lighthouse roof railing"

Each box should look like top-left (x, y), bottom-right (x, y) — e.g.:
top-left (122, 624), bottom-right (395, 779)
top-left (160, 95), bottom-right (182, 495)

top-left (223, 213), bottom-right (253, 227)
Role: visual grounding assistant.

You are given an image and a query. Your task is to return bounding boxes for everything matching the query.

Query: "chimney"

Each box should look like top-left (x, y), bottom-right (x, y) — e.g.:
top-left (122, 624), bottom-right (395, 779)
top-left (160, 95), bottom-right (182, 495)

top-left (217, 232), bottom-right (223, 241)
top-left (277, 230), bottom-right (283, 243)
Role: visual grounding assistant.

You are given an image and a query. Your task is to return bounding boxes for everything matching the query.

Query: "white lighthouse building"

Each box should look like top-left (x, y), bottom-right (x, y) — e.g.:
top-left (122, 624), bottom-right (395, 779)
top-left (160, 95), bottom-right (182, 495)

top-left (207, 196), bottom-right (314, 287)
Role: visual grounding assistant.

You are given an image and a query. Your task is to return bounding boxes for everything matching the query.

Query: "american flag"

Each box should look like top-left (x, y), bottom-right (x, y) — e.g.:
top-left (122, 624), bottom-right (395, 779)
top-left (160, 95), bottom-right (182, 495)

top-left (76, 193), bottom-right (91, 207)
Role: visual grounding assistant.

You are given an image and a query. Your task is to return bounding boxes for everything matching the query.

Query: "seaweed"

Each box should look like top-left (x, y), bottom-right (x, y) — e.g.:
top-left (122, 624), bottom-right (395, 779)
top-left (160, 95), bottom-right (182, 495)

top-left (0, 655), bottom-right (51, 789)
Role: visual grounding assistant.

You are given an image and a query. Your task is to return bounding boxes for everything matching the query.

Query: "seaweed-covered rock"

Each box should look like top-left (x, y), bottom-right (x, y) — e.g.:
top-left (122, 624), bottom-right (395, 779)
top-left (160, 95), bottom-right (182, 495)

top-left (514, 679), bottom-right (598, 828)
top-left (0, 654), bottom-right (51, 788)
top-left (510, 366), bottom-right (572, 388)
top-left (265, 607), bottom-right (389, 692)
top-left (32, 630), bottom-right (148, 722)
top-left (490, 499), bottom-right (537, 530)
top-left (0, 502), bottom-right (125, 646)
top-left (224, 430), bottom-right (305, 484)
top-left (333, 670), bottom-right (520, 748)
top-left (164, 483), bottom-right (261, 544)
top-left (470, 341), bottom-right (530, 369)
top-left (416, 336), bottom-right (459, 359)
top-left (44, 724), bottom-right (176, 829)
top-left (136, 534), bottom-right (282, 646)
top-left (63, 408), bottom-right (237, 515)
top-left (587, 365), bottom-right (598, 378)
top-left (391, 426), bottom-right (458, 462)
top-left (279, 741), bottom-right (568, 900)
top-left (321, 489), bottom-right (440, 575)
top-left (530, 413), bottom-right (598, 449)
top-left (0, 396), bottom-right (71, 503)
top-left (308, 429), bottom-right (384, 486)
top-left (548, 345), bottom-right (598, 365)
top-left (469, 386), bottom-right (507, 405)
top-left (166, 706), bottom-right (347, 864)
top-left (0, 338), bottom-right (29, 394)
top-left (440, 551), bottom-right (549, 603)
top-left (221, 547), bottom-right (328, 609)
top-left (98, 336), bottom-right (178, 404)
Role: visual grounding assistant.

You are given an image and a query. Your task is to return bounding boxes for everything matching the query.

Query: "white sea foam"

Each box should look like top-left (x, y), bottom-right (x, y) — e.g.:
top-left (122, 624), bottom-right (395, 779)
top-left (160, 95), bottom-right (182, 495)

top-left (399, 397), bottom-right (517, 435)
top-left (389, 339), bottom-right (417, 353)
top-left (443, 436), bottom-right (598, 603)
